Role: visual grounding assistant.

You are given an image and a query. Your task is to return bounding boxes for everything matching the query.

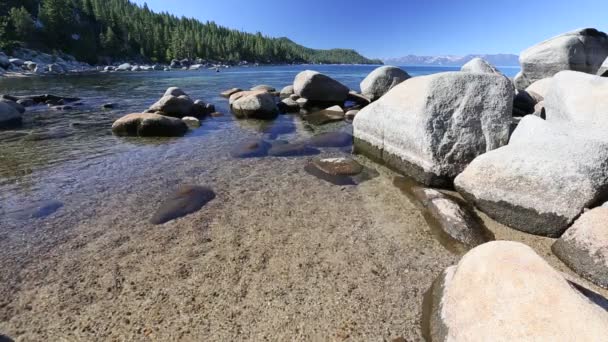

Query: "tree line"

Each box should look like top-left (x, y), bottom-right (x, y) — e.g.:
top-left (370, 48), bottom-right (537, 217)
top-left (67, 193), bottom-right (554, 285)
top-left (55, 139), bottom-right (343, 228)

top-left (0, 0), bottom-right (382, 65)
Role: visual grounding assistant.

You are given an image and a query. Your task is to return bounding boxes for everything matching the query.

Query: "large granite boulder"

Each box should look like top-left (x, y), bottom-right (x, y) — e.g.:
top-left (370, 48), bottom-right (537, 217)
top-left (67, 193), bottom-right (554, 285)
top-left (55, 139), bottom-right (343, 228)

top-left (455, 115), bottom-right (608, 237)
top-left (111, 113), bottom-right (188, 137)
top-left (0, 101), bottom-right (22, 128)
top-left (360, 66), bottom-right (410, 101)
top-left (293, 70), bottom-right (349, 103)
top-left (426, 241), bottom-right (608, 341)
top-left (353, 72), bottom-right (513, 187)
top-left (460, 57), bottom-right (501, 74)
top-left (514, 28), bottom-right (608, 89)
top-left (544, 71), bottom-right (608, 127)
top-left (553, 207), bottom-right (608, 289)
top-left (230, 91), bottom-right (278, 120)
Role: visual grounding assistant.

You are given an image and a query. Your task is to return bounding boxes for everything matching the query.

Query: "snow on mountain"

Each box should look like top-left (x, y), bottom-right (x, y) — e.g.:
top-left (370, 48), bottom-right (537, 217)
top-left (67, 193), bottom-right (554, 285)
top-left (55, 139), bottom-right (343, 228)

top-left (383, 54), bottom-right (519, 66)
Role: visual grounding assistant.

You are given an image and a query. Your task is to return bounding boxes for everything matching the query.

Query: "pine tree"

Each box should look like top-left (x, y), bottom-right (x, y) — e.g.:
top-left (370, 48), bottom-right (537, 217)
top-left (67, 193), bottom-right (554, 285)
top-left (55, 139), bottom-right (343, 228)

top-left (8, 7), bottom-right (34, 41)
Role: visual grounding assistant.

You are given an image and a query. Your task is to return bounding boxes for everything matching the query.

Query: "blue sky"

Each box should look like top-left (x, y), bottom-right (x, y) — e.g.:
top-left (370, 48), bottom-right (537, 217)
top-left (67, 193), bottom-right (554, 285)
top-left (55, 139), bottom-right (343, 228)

top-left (132, 0), bottom-right (608, 58)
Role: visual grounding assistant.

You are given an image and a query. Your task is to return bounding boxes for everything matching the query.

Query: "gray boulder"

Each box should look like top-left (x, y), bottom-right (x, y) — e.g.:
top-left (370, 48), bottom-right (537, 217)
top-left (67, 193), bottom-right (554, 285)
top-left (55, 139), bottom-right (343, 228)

top-left (353, 71), bottom-right (513, 187)
top-left (152, 64), bottom-right (164, 71)
top-left (426, 241), bottom-right (608, 341)
top-left (111, 113), bottom-right (188, 137)
top-left (1, 99), bottom-right (25, 114)
top-left (305, 105), bottom-right (344, 125)
top-left (250, 85), bottom-right (275, 92)
top-left (117, 63), bottom-right (132, 71)
top-left (514, 28), bottom-right (608, 89)
top-left (553, 207), bottom-right (608, 289)
top-left (280, 85), bottom-right (294, 99)
top-left (278, 98), bottom-right (300, 113)
top-left (0, 101), bottom-right (22, 128)
top-left (0, 53), bottom-right (9, 69)
top-left (24, 61), bottom-right (37, 71)
top-left (230, 92), bottom-right (278, 120)
top-left (525, 77), bottom-right (553, 101)
top-left (164, 87), bottom-right (187, 97)
top-left (544, 71), bottom-right (608, 127)
top-left (47, 63), bottom-right (65, 73)
top-left (455, 115), bottom-right (608, 237)
top-left (148, 95), bottom-right (194, 118)
top-left (360, 66), bottom-right (410, 101)
top-left (293, 70), bottom-right (349, 103)
top-left (9, 58), bottom-right (24, 66)
top-left (461, 57), bottom-right (501, 74)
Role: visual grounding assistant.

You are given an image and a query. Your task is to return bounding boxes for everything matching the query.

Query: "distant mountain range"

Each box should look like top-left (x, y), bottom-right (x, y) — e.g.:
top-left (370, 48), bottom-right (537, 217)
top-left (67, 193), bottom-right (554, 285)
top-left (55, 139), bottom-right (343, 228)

top-left (382, 54), bottom-right (520, 67)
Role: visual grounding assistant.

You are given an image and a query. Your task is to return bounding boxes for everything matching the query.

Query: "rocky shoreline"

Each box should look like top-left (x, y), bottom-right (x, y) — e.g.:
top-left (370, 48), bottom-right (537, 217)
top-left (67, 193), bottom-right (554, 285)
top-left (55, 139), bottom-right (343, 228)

top-left (3, 27), bottom-right (608, 340)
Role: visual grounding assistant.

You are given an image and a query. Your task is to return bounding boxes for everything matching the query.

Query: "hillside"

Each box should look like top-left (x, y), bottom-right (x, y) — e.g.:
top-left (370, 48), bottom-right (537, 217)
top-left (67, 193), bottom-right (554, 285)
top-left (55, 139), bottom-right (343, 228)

top-left (0, 0), bottom-right (381, 65)
top-left (383, 54), bottom-right (519, 66)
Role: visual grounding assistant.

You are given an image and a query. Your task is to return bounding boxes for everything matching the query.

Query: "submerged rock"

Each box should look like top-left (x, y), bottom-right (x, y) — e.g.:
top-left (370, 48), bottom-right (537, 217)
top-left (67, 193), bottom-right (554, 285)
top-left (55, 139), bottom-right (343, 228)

top-left (307, 132), bottom-right (353, 148)
top-left (514, 28), bottom-right (608, 89)
top-left (0, 101), bottom-right (22, 128)
top-left (268, 142), bottom-right (320, 157)
top-left (553, 207), bottom-right (608, 288)
top-left (304, 105), bottom-right (344, 125)
top-left (150, 185), bottom-right (216, 225)
top-left (112, 113), bottom-right (188, 137)
top-left (311, 157), bottom-right (363, 176)
top-left (354, 71), bottom-right (513, 187)
top-left (230, 139), bottom-right (271, 158)
top-left (455, 116), bottom-right (608, 237)
top-left (293, 70), bottom-right (349, 103)
top-left (425, 241), bottom-right (608, 341)
top-left (360, 66), bottom-right (411, 101)
top-left (1, 99), bottom-right (25, 114)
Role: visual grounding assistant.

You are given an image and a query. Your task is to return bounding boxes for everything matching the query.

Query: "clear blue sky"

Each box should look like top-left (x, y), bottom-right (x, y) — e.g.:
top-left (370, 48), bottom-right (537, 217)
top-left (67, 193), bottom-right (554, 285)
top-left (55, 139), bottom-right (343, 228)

top-left (132, 0), bottom-right (608, 59)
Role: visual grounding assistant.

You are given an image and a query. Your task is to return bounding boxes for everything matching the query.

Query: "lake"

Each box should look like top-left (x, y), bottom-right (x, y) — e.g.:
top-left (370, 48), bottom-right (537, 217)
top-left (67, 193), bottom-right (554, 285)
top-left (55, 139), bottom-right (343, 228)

top-left (0, 64), bottom-right (549, 341)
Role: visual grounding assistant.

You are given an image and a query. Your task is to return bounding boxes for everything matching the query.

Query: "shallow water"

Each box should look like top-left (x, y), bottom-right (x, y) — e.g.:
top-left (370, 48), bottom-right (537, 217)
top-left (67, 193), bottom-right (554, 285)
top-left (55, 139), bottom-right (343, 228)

top-left (5, 64), bottom-right (579, 341)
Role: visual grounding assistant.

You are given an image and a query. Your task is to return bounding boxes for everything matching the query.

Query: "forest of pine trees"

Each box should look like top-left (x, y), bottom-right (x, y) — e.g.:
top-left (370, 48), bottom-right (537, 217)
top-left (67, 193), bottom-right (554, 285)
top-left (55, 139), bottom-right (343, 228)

top-left (0, 0), bottom-right (382, 65)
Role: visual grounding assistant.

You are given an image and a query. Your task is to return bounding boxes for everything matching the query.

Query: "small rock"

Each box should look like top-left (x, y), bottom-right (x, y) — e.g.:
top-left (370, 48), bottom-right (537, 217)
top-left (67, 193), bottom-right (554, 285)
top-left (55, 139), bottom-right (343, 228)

top-left (289, 94), bottom-right (300, 101)
top-left (280, 85), bottom-right (294, 99)
top-left (210, 112), bottom-right (224, 117)
top-left (230, 91), bottom-right (279, 120)
top-left (311, 157), bottom-right (363, 176)
top-left (150, 185), bottom-right (216, 225)
top-left (102, 103), bottom-right (116, 110)
top-left (278, 98), bottom-right (300, 113)
top-left (305, 105), bottom-right (344, 125)
top-left (221, 88), bottom-right (243, 98)
top-left (345, 109), bottom-right (359, 121)
top-left (182, 116), bottom-right (201, 128)
top-left (250, 85), bottom-right (275, 92)
top-left (148, 94), bottom-right (194, 118)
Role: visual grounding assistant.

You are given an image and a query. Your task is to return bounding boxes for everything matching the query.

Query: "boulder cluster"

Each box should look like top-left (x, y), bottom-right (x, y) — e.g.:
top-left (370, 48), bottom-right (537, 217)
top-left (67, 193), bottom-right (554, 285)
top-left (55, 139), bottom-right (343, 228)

top-left (222, 65), bottom-right (412, 125)
top-left (0, 48), bottom-right (93, 76)
top-left (0, 94), bottom-right (80, 128)
top-left (111, 87), bottom-right (216, 137)
top-left (350, 27), bottom-right (608, 338)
